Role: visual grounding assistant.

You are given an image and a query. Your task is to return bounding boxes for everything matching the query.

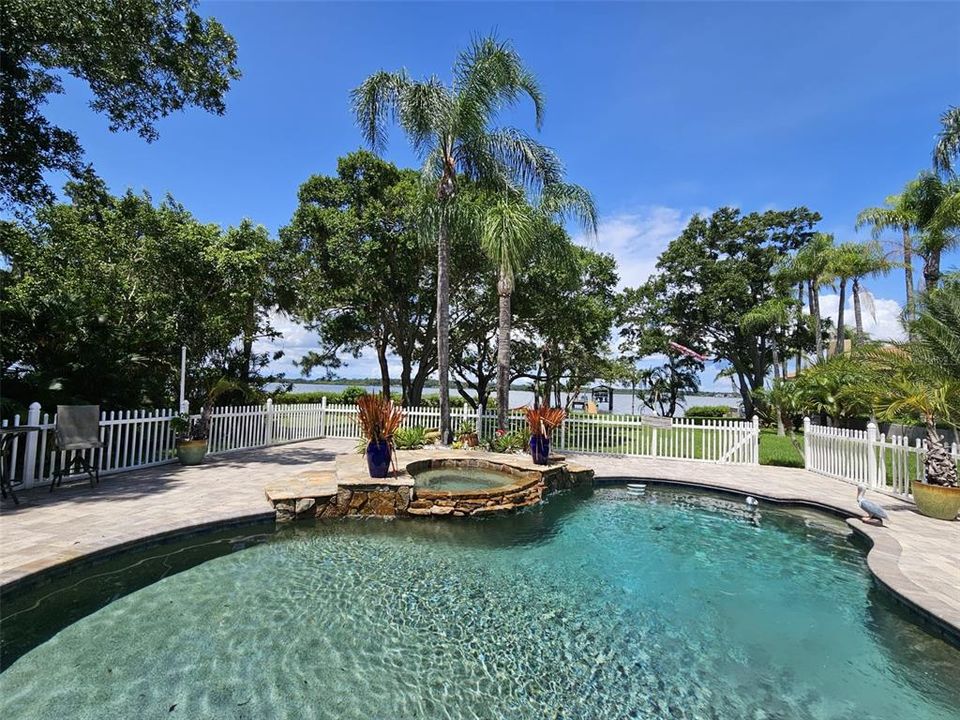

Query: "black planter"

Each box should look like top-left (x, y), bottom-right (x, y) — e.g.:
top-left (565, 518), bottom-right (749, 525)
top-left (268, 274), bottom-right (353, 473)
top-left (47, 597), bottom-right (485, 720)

top-left (529, 435), bottom-right (550, 465)
top-left (366, 440), bottom-right (392, 478)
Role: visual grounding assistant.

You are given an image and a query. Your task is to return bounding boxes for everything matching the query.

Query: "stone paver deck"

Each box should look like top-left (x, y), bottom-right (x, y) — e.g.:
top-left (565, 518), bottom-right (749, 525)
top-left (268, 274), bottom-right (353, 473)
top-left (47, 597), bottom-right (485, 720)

top-left (1, 439), bottom-right (957, 643)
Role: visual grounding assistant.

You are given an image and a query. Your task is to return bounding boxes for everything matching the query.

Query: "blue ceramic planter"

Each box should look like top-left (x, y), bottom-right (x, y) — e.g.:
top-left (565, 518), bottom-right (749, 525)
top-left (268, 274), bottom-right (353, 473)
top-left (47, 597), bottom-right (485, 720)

top-left (530, 435), bottom-right (550, 465)
top-left (366, 440), bottom-right (392, 478)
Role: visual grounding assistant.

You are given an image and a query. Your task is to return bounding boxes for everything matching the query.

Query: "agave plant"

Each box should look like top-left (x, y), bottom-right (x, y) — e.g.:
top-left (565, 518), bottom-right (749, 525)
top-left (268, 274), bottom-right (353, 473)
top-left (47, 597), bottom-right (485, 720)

top-left (356, 395), bottom-right (404, 445)
top-left (524, 406), bottom-right (566, 439)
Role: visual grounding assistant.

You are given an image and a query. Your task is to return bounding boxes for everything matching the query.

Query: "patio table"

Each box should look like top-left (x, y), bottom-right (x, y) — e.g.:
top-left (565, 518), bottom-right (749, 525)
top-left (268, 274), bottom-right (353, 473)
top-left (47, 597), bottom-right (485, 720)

top-left (0, 426), bottom-right (42, 505)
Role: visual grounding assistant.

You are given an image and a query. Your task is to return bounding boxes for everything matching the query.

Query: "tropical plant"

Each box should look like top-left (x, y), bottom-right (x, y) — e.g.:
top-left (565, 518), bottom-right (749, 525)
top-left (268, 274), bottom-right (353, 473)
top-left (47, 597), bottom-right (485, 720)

top-left (843, 241), bottom-right (894, 345)
top-left (792, 353), bottom-right (873, 426)
top-left (457, 419), bottom-right (477, 437)
top-left (393, 426), bottom-right (428, 450)
top-left (487, 427), bottom-right (531, 453)
top-left (524, 406), bottom-right (566, 439)
top-left (482, 184), bottom-right (597, 431)
top-left (857, 193), bottom-right (919, 325)
top-left (757, 379), bottom-right (805, 452)
top-left (824, 242), bottom-right (864, 355)
top-left (934, 106), bottom-right (960, 176)
top-left (172, 378), bottom-right (246, 442)
top-left (355, 395), bottom-right (404, 444)
top-left (778, 232), bottom-right (833, 361)
top-left (352, 35), bottom-right (559, 444)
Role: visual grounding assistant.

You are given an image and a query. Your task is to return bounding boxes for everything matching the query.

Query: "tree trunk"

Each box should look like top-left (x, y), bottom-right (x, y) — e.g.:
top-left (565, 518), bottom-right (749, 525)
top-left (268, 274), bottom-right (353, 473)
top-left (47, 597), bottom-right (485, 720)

top-left (808, 280), bottom-right (822, 361)
top-left (852, 277), bottom-right (863, 346)
top-left (796, 283), bottom-right (803, 375)
top-left (834, 279), bottom-right (847, 356)
top-left (496, 268), bottom-right (513, 431)
top-left (923, 245), bottom-right (942, 291)
top-left (436, 213), bottom-right (451, 443)
top-left (925, 423), bottom-right (959, 486)
top-left (902, 226), bottom-right (915, 331)
top-left (376, 338), bottom-right (391, 399)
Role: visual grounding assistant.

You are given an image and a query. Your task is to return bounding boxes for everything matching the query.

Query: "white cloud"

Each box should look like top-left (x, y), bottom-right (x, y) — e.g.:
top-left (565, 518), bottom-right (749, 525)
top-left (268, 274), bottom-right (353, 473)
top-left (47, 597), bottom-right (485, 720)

top-left (574, 206), bottom-right (704, 290)
top-left (818, 292), bottom-right (906, 342)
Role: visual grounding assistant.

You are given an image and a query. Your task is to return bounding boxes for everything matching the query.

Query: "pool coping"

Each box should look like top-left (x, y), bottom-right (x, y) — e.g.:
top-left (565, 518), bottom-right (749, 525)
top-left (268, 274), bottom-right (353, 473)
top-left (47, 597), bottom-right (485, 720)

top-left (595, 475), bottom-right (960, 647)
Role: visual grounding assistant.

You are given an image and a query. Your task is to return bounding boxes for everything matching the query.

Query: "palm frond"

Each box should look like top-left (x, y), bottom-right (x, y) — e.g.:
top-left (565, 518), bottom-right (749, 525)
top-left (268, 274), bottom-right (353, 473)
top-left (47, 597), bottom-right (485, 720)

top-left (452, 35), bottom-right (545, 132)
top-left (395, 77), bottom-right (453, 156)
top-left (540, 181), bottom-right (598, 235)
top-left (478, 128), bottom-right (564, 191)
top-left (934, 106), bottom-right (960, 175)
top-left (480, 194), bottom-right (537, 281)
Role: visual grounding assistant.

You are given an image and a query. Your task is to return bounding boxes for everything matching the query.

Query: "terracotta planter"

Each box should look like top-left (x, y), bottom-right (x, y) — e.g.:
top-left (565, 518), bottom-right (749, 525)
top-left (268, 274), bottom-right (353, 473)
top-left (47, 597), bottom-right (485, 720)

top-left (176, 440), bottom-right (208, 466)
top-left (459, 433), bottom-right (479, 447)
top-left (911, 481), bottom-right (960, 521)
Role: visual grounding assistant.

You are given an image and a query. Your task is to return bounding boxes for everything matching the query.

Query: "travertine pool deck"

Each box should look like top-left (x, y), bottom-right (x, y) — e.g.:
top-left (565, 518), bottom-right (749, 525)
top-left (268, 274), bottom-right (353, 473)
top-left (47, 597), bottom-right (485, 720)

top-left (1, 438), bottom-right (958, 643)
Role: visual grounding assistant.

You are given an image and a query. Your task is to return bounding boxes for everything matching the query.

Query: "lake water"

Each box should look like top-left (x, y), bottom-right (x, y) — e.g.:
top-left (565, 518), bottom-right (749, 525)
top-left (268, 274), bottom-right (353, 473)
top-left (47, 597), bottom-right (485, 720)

top-left (269, 383), bottom-right (740, 417)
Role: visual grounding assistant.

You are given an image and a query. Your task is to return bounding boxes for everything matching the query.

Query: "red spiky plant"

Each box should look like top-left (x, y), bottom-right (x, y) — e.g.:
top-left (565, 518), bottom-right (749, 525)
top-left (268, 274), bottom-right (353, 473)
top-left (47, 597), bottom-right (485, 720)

top-left (524, 406), bottom-right (566, 439)
top-left (356, 395), bottom-right (405, 444)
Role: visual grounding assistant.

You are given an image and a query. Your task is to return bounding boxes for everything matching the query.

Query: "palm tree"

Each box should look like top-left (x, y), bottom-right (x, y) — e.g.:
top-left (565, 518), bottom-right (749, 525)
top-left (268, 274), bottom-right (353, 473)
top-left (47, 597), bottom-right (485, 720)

top-left (352, 36), bottom-right (560, 443)
top-left (858, 173), bottom-right (959, 304)
top-left (780, 232), bottom-right (833, 362)
top-left (741, 297), bottom-right (795, 434)
top-left (857, 195), bottom-right (917, 325)
top-left (934, 106), bottom-right (960, 175)
top-left (482, 183), bottom-right (596, 431)
top-left (844, 241), bottom-right (894, 345)
top-left (825, 243), bottom-right (865, 356)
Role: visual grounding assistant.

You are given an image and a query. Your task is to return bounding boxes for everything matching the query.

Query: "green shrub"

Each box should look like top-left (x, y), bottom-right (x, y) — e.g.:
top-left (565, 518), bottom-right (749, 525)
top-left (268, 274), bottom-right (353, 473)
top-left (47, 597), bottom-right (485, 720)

top-left (684, 405), bottom-right (730, 418)
top-left (394, 426), bottom-right (428, 450)
top-left (487, 427), bottom-right (531, 453)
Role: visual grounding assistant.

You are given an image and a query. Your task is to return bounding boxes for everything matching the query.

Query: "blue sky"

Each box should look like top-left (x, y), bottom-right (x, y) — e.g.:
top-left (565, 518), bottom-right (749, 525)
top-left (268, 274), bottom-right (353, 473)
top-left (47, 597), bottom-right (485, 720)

top-left (43, 2), bottom-right (960, 385)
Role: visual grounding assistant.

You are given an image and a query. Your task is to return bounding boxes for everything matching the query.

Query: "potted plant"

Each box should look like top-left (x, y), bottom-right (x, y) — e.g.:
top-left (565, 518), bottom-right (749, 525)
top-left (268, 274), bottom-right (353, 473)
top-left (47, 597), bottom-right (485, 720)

top-left (171, 412), bottom-right (209, 465)
top-left (457, 419), bottom-right (479, 447)
top-left (524, 406), bottom-right (566, 465)
top-left (171, 378), bottom-right (245, 466)
top-left (356, 395), bottom-right (404, 478)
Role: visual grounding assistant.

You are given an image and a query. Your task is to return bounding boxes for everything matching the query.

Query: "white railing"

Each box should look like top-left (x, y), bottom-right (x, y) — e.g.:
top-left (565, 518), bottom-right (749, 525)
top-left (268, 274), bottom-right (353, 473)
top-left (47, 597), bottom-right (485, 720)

top-left (3, 401), bottom-right (760, 490)
top-left (803, 418), bottom-right (960, 498)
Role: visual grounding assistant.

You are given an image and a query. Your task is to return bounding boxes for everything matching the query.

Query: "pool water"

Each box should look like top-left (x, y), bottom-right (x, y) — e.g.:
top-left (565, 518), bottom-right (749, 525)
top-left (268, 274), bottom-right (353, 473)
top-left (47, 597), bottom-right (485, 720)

top-left (413, 466), bottom-right (513, 491)
top-left (1, 487), bottom-right (959, 720)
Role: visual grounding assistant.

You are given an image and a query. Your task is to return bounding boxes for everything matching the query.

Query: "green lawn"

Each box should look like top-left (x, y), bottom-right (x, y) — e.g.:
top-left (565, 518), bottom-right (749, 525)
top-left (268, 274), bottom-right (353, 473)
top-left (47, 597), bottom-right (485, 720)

top-left (758, 429), bottom-right (805, 468)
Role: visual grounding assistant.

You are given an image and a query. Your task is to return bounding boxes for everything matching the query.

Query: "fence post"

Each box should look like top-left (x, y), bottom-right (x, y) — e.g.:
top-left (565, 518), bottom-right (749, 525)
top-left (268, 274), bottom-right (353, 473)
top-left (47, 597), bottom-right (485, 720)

top-left (802, 417), bottom-right (811, 470)
top-left (264, 398), bottom-right (274, 447)
top-left (866, 421), bottom-right (878, 488)
top-left (752, 415), bottom-right (760, 464)
top-left (319, 396), bottom-right (327, 438)
top-left (652, 426), bottom-right (659, 458)
top-left (21, 402), bottom-right (41, 487)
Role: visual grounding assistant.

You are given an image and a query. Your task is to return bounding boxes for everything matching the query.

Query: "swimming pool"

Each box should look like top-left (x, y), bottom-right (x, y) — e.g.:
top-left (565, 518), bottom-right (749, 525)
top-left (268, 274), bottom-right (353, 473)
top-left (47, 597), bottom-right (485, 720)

top-left (413, 466), bottom-right (515, 491)
top-left (1, 486), bottom-right (958, 719)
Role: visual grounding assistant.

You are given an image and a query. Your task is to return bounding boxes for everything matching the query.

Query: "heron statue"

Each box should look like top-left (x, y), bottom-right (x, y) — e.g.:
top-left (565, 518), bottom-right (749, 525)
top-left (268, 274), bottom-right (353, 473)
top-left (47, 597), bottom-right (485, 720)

top-left (857, 484), bottom-right (889, 525)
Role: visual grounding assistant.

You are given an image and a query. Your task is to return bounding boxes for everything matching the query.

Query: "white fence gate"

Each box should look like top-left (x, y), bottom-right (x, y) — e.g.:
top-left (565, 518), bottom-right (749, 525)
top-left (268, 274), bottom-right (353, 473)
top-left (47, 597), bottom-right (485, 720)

top-left (2, 401), bottom-right (760, 490)
top-left (803, 418), bottom-right (960, 498)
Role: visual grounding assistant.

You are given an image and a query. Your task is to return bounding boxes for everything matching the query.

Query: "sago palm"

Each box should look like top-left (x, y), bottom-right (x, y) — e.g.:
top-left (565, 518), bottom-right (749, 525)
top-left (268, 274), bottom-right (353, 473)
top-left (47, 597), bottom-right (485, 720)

top-left (352, 35), bottom-right (558, 443)
top-left (482, 182), bottom-right (596, 430)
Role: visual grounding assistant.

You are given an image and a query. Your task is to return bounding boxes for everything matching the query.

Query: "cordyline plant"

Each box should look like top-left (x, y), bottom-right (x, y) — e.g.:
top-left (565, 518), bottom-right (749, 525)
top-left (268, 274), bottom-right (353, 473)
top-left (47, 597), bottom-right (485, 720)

top-left (356, 395), bottom-right (404, 444)
top-left (524, 406), bottom-right (566, 439)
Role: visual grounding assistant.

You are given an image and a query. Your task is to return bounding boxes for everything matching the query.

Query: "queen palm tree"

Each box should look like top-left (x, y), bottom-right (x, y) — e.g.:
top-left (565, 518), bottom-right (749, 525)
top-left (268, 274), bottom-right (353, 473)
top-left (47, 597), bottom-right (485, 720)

top-left (857, 194), bottom-right (918, 325)
top-left (825, 243), bottom-right (866, 356)
top-left (858, 173), bottom-right (959, 306)
top-left (741, 297), bottom-right (794, 434)
top-left (482, 182), bottom-right (597, 430)
top-left (780, 232), bottom-right (833, 362)
top-left (934, 106), bottom-right (960, 176)
top-left (352, 36), bottom-right (560, 442)
top-left (844, 241), bottom-right (894, 345)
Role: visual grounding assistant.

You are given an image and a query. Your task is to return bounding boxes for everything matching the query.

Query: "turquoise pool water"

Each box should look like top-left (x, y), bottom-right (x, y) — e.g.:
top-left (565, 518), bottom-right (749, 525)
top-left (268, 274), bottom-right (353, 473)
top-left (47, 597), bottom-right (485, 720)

top-left (413, 467), bottom-right (513, 491)
top-left (1, 486), bottom-right (958, 719)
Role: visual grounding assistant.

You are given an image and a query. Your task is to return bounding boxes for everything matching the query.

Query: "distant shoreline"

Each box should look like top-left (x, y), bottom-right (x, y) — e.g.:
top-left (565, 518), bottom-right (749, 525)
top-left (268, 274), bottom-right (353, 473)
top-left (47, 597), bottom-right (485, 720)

top-left (278, 379), bottom-right (740, 399)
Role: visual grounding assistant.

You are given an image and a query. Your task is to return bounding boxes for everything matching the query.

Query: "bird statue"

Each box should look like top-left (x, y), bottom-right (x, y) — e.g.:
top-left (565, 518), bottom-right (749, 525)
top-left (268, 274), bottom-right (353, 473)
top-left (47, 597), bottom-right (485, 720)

top-left (857, 484), bottom-right (889, 525)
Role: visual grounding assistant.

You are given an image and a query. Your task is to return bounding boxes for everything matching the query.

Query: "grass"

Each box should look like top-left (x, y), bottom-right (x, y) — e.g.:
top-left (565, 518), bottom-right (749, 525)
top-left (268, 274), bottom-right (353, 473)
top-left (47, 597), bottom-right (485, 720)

top-left (759, 429), bottom-right (804, 468)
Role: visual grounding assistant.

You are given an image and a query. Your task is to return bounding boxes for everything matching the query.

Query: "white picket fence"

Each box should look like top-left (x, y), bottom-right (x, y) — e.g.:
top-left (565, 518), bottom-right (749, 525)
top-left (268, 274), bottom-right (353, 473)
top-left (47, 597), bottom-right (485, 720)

top-left (2, 400), bottom-right (760, 490)
top-left (803, 418), bottom-right (960, 498)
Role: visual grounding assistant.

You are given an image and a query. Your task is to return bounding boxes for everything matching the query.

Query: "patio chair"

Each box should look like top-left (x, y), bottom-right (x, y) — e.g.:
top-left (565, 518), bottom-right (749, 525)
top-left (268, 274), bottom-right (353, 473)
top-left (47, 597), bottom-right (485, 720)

top-left (51, 405), bottom-right (102, 492)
